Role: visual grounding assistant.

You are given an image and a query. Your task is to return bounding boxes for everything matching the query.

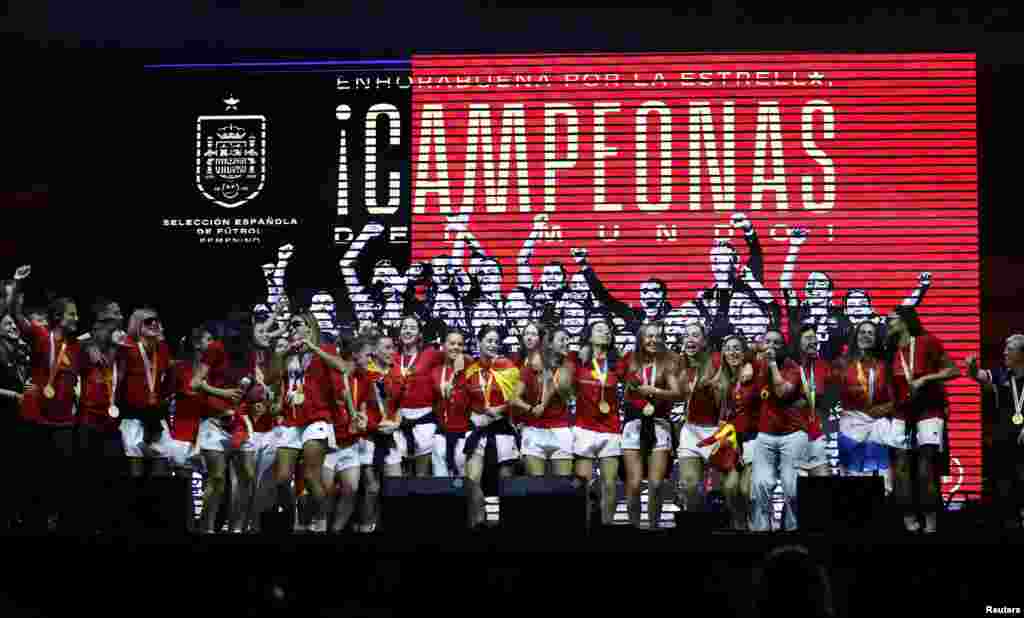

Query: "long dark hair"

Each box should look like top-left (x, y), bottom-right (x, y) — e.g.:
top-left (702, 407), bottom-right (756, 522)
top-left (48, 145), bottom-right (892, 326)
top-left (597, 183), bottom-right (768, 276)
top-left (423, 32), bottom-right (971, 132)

top-left (846, 320), bottom-right (884, 362)
top-left (892, 305), bottom-right (924, 337)
top-left (630, 320), bottom-right (672, 378)
top-left (577, 316), bottom-right (619, 368)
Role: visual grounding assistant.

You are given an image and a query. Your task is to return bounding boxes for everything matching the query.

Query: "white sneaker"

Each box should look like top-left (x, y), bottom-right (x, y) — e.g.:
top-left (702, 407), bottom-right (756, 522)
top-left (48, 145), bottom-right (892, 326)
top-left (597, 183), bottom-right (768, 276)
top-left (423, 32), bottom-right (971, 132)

top-left (293, 521), bottom-right (308, 533)
top-left (904, 514), bottom-right (921, 532)
top-left (923, 513), bottom-right (937, 534)
top-left (308, 518), bottom-right (327, 534)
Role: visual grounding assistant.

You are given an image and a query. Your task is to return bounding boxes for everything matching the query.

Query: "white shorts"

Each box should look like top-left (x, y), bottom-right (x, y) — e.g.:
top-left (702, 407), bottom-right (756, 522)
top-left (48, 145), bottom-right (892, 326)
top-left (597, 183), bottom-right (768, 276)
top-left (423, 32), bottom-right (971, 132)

top-left (677, 423), bottom-right (721, 462)
top-left (432, 432), bottom-right (470, 477)
top-left (520, 426), bottom-right (574, 461)
top-left (197, 418), bottom-right (256, 453)
top-left (272, 421), bottom-right (337, 451)
top-left (799, 435), bottom-right (829, 470)
top-left (888, 417), bottom-right (945, 451)
top-left (742, 437), bottom-right (758, 466)
top-left (621, 418), bottom-right (672, 452)
top-left (120, 419), bottom-right (173, 459)
top-left (399, 407), bottom-right (438, 458)
top-left (572, 426), bottom-right (622, 459)
top-left (323, 442), bottom-right (363, 476)
top-left (163, 438), bottom-right (202, 469)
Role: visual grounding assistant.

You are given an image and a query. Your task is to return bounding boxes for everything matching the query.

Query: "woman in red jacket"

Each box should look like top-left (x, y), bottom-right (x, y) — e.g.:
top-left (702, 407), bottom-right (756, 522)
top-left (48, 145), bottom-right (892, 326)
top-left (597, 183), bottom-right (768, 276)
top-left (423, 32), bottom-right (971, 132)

top-left (323, 335), bottom-right (395, 533)
top-left (620, 321), bottom-right (680, 529)
top-left (512, 326), bottom-right (575, 477)
top-left (573, 317), bottom-right (623, 526)
top-left (712, 334), bottom-right (755, 530)
top-left (391, 315), bottom-right (446, 477)
top-left (676, 322), bottom-right (722, 513)
top-left (267, 313), bottom-right (343, 533)
top-left (117, 308), bottom-right (174, 480)
top-left (431, 330), bottom-right (473, 478)
top-left (464, 326), bottom-right (521, 528)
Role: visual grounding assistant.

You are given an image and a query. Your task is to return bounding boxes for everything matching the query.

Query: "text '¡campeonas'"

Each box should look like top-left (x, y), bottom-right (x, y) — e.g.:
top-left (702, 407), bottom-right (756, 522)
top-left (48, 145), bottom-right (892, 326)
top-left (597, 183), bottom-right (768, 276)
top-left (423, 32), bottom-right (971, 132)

top-left (411, 99), bottom-right (836, 215)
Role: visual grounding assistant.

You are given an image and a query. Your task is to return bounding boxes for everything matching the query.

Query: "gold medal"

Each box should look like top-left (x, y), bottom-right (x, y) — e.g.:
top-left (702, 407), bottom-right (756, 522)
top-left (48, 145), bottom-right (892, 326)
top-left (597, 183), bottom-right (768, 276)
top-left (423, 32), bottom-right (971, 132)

top-left (643, 402), bottom-right (655, 417)
top-left (108, 405), bottom-right (120, 419)
top-left (599, 400), bottom-right (610, 415)
top-left (43, 384), bottom-right (55, 399)
top-left (293, 391), bottom-right (305, 406)
top-left (1014, 413), bottom-right (1023, 426)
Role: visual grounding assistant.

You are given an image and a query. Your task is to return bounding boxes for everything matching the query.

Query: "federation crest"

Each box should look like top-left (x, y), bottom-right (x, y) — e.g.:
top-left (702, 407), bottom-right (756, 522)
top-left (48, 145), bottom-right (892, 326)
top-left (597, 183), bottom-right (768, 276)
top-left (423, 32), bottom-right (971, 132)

top-left (195, 98), bottom-right (267, 208)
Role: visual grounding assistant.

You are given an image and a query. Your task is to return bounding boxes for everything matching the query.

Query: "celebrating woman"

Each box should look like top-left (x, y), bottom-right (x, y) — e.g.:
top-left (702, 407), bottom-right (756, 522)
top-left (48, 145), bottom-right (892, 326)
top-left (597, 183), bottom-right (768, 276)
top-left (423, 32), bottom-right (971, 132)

top-left (885, 305), bottom-right (959, 533)
top-left (117, 308), bottom-right (174, 481)
top-left (676, 322), bottom-right (722, 513)
top-left (573, 317), bottom-right (623, 526)
top-left (323, 335), bottom-right (390, 533)
top-left (0, 309), bottom-right (30, 529)
top-left (266, 312), bottom-right (342, 534)
top-left (513, 326), bottom-right (575, 477)
top-left (713, 334), bottom-right (755, 530)
top-left (619, 321), bottom-right (680, 528)
top-left (390, 315), bottom-right (446, 477)
top-left (835, 321), bottom-right (896, 489)
top-left (464, 326), bottom-right (521, 528)
top-left (431, 330), bottom-right (473, 478)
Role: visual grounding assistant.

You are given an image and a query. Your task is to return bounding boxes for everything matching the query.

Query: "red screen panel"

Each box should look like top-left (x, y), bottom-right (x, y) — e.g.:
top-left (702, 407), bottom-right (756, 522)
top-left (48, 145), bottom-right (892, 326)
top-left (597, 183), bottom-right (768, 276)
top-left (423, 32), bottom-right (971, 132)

top-left (410, 52), bottom-right (979, 500)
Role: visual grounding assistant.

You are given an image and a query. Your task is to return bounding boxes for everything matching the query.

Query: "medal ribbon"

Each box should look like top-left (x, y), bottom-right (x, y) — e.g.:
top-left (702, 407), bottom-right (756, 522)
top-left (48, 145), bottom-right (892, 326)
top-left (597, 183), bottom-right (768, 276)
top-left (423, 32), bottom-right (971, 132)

top-left (106, 362), bottom-right (118, 407)
top-left (46, 332), bottom-right (67, 393)
top-left (856, 361), bottom-right (876, 409)
top-left (800, 362), bottom-right (816, 411)
top-left (1012, 376), bottom-right (1024, 422)
top-left (137, 340), bottom-right (158, 400)
top-left (898, 336), bottom-right (916, 381)
top-left (592, 356), bottom-right (609, 408)
top-left (479, 368), bottom-right (495, 409)
top-left (400, 351), bottom-right (418, 379)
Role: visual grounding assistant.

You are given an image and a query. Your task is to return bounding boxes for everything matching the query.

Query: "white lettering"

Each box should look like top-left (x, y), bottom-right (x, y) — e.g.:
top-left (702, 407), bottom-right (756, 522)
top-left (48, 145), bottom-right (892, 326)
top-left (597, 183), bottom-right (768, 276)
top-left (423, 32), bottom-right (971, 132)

top-left (543, 102), bottom-right (578, 212)
top-left (688, 101), bottom-right (736, 211)
top-left (336, 104), bottom-right (351, 216)
top-left (593, 101), bottom-right (622, 212)
top-left (635, 101), bottom-right (672, 212)
top-left (365, 103), bottom-right (401, 216)
top-left (801, 100), bottom-right (836, 211)
top-left (412, 104), bottom-right (453, 216)
top-left (750, 101), bottom-right (789, 209)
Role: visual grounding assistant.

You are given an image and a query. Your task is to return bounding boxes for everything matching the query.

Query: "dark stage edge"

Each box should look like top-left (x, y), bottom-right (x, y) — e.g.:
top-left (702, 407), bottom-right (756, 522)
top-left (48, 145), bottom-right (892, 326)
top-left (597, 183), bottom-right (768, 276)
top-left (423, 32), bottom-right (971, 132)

top-left (3, 528), bottom-right (1023, 617)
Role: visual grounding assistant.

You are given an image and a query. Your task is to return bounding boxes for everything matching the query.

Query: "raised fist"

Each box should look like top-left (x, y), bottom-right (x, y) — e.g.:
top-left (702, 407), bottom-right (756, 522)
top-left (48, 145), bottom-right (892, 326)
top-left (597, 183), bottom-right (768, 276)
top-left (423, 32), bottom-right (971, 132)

top-left (445, 212), bottom-right (469, 231)
top-left (13, 265), bottom-right (31, 281)
top-left (788, 227), bottom-right (809, 247)
top-left (919, 272), bottom-right (932, 287)
top-left (730, 213), bottom-right (752, 233)
top-left (570, 247), bottom-right (588, 265)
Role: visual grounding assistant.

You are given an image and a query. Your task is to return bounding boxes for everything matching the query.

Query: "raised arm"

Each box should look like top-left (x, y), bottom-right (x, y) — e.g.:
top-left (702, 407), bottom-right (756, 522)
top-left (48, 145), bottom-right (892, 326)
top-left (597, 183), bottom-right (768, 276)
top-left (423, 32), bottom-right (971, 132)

top-left (901, 272), bottom-right (932, 307)
top-left (10, 265), bottom-right (31, 332)
top-left (574, 248), bottom-right (635, 323)
top-left (340, 224), bottom-right (386, 298)
top-left (779, 227), bottom-right (808, 305)
top-left (964, 354), bottom-right (994, 392)
top-left (732, 213), bottom-right (766, 284)
top-left (517, 214), bottom-right (549, 290)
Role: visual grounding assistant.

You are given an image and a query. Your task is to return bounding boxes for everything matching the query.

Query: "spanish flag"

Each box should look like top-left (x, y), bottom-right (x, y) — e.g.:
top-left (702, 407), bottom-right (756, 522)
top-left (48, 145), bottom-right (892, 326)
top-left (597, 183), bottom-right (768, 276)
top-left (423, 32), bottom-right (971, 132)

top-left (465, 358), bottom-right (521, 403)
top-left (697, 423), bottom-right (739, 472)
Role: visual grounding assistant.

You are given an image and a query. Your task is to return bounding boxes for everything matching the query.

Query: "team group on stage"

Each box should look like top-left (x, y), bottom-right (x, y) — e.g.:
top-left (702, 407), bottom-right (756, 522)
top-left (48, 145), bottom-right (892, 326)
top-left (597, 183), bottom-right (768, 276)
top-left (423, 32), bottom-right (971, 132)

top-left (1, 260), bottom-right (1020, 537)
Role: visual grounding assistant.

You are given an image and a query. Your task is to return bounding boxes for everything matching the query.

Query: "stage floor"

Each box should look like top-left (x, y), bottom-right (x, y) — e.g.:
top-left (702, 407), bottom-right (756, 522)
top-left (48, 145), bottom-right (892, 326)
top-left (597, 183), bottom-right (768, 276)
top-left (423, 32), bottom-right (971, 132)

top-left (2, 526), bottom-right (1021, 617)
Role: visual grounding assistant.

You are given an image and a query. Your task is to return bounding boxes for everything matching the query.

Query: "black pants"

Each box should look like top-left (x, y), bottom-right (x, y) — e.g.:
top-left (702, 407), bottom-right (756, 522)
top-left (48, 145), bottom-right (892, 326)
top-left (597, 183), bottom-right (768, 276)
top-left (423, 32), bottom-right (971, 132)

top-left (18, 423), bottom-right (74, 531)
top-left (74, 424), bottom-right (125, 533)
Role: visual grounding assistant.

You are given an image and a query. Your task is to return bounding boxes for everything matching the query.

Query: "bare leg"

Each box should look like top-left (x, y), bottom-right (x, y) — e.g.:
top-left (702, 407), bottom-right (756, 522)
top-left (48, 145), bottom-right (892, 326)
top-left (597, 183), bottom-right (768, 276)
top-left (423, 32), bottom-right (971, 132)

top-left (359, 465), bottom-right (381, 532)
top-left (330, 467), bottom-right (361, 533)
top-left (678, 457), bottom-right (705, 512)
top-left (646, 450), bottom-right (670, 529)
top-left (622, 450), bottom-right (644, 527)
top-left (574, 458), bottom-right (596, 528)
top-left (465, 454), bottom-right (486, 528)
top-left (230, 451), bottom-right (256, 532)
top-left (598, 457), bottom-right (620, 525)
top-left (302, 440), bottom-right (328, 530)
top-left (525, 455), bottom-right (548, 477)
top-left (200, 451), bottom-right (227, 533)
